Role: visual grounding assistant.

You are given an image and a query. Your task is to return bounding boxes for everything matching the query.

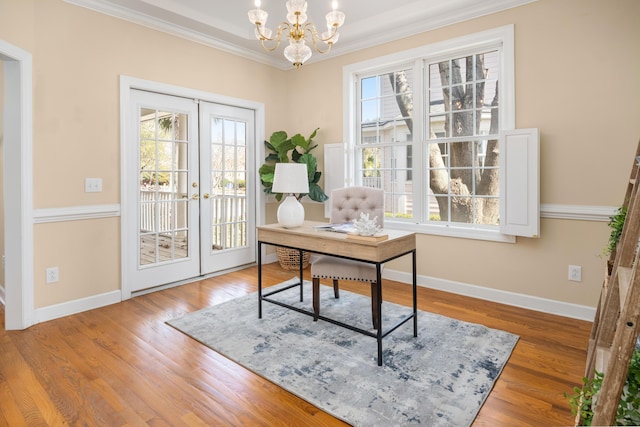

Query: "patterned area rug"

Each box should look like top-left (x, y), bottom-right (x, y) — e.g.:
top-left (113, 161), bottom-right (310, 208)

top-left (168, 278), bottom-right (518, 426)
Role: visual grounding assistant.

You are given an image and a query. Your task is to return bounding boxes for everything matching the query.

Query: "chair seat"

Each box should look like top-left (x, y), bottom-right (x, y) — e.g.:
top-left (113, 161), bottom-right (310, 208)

top-left (311, 256), bottom-right (379, 282)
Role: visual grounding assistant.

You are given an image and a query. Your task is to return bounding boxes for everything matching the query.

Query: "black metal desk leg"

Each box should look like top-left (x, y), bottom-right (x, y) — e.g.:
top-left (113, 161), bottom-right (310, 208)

top-left (258, 241), bottom-right (263, 319)
top-left (376, 263), bottom-right (383, 366)
top-left (413, 249), bottom-right (417, 337)
top-left (299, 249), bottom-right (304, 302)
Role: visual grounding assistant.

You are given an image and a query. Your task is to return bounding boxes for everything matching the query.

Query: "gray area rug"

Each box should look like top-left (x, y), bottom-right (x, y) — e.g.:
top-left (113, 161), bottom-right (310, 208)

top-left (168, 278), bottom-right (519, 426)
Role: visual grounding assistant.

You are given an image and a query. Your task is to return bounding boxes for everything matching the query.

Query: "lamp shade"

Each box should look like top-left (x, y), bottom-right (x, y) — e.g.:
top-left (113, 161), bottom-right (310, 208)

top-left (272, 163), bottom-right (309, 195)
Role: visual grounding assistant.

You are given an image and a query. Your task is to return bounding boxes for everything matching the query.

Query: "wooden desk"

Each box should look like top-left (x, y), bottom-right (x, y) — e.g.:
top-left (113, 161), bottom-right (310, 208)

top-left (257, 221), bottom-right (417, 366)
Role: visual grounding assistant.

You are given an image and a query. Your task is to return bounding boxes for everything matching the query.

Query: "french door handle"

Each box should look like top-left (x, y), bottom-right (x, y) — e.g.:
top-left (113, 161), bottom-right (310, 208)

top-left (202, 193), bottom-right (210, 199)
top-left (191, 194), bottom-right (199, 200)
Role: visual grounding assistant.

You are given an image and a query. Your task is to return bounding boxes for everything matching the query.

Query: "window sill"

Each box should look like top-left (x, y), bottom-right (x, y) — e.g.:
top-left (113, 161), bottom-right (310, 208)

top-left (385, 220), bottom-right (516, 243)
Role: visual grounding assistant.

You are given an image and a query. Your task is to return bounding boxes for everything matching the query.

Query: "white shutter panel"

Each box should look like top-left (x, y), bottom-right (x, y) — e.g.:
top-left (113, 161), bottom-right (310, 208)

top-left (323, 143), bottom-right (345, 218)
top-left (499, 128), bottom-right (540, 237)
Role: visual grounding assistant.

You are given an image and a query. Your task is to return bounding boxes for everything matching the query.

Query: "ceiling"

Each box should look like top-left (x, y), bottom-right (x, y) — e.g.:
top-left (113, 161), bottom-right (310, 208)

top-left (65, 0), bottom-right (536, 69)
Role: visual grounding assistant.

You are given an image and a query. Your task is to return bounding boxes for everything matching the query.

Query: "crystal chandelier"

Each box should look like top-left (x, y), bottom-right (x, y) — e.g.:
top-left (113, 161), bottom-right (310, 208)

top-left (248, 0), bottom-right (345, 69)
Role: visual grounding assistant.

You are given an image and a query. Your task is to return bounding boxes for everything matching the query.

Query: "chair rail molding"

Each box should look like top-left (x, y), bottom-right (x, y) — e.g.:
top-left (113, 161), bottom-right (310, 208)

top-left (541, 204), bottom-right (617, 222)
top-left (33, 204), bottom-right (121, 223)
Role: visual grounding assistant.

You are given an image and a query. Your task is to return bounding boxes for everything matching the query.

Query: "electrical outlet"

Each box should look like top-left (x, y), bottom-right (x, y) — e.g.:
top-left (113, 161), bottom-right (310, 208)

top-left (46, 267), bottom-right (59, 284)
top-left (568, 265), bottom-right (582, 282)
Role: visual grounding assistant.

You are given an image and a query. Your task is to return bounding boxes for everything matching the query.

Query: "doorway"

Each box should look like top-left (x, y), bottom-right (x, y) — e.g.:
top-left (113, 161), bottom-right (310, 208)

top-left (123, 85), bottom-right (258, 295)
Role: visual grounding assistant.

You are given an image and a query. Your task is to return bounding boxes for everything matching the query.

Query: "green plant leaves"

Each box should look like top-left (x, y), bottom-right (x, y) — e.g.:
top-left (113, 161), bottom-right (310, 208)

top-left (605, 206), bottom-right (627, 256)
top-left (269, 131), bottom-right (296, 163)
top-left (567, 349), bottom-right (640, 425)
top-left (308, 183), bottom-right (328, 203)
top-left (258, 128), bottom-right (328, 203)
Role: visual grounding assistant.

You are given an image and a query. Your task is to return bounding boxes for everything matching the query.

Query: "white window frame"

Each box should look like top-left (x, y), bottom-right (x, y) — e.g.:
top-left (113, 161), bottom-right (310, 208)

top-left (342, 24), bottom-right (535, 243)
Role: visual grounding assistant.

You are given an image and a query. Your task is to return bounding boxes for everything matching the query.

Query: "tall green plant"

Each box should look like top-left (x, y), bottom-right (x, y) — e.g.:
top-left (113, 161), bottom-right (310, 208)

top-left (259, 128), bottom-right (328, 203)
top-left (567, 349), bottom-right (640, 425)
top-left (604, 206), bottom-right (628, 256)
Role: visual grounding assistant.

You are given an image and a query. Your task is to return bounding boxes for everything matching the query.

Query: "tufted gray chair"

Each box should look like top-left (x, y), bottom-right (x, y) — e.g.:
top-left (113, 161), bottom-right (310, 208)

top-left (311, 186), bottom-right (384, 328)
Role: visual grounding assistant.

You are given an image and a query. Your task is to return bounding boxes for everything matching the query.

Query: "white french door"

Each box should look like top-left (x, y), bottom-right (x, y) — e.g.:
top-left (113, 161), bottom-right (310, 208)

top-left (124, 90), bottom-right (256, 293)
top-left (199, 102), bottom-right (256, 273)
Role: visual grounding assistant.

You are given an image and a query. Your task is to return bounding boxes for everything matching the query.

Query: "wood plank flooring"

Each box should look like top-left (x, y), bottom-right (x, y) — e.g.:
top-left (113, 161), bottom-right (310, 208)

top-left (0, 263), bottom-right (591, 426)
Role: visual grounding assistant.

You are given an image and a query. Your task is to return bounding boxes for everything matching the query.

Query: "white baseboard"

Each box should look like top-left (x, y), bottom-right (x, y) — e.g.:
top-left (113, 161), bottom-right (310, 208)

top-left (383, 268), bottom-right (596, 322)
top-left (34, 290), bottom-right (122, 324)
top-left (29, 258), bottom-right (596, 325)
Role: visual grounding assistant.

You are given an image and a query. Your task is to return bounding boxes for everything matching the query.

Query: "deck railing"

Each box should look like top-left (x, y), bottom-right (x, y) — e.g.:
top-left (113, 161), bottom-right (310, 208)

top-left (140, 189), bottom-right (247, 249)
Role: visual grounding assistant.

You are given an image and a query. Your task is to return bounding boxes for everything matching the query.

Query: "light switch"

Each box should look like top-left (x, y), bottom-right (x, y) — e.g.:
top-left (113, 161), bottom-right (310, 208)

top-left (85, 177), bottom-right (103, 193)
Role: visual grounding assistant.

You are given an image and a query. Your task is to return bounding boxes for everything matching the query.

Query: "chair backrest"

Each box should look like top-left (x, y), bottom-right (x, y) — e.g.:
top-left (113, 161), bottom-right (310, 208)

top-left (329, 186), bottom-right (384, 227)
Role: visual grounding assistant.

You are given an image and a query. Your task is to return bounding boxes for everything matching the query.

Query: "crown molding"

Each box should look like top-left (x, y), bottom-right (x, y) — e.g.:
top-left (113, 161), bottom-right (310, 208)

top-left (64, 0), bottom-right (288, 69)
top-left (65, 0), bottom-right (537, 70)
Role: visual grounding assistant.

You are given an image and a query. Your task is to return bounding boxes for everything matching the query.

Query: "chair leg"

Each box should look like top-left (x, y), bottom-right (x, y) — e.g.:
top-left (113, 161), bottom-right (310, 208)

top-left (312, 278), bottom-right (320, 321)
top-left (333, 279), bottom-right (340, 298)
top-left (370, 282), bottom-right (379, 329)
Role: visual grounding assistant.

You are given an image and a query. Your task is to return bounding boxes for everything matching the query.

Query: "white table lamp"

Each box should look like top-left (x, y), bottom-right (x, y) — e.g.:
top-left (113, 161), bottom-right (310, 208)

top-left (272, 163), bottom-right (309, 228)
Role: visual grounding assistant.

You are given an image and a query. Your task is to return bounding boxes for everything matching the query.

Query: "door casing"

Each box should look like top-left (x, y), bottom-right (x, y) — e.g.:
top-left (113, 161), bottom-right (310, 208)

top-left (120, 76), bottom-right (265, 299)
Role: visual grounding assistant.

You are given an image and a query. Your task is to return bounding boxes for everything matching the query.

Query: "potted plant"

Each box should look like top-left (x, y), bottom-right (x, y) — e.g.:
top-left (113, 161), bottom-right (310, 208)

top-left (259, 128), bottom-right (329, 203)
top-left (259, 128), bottom-right (328, 270)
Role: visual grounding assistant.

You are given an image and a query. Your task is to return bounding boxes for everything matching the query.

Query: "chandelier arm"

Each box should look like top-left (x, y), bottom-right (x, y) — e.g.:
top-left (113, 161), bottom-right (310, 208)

top-left (305, 24), bottom-right (335, 54)
top-left (307, 22), bottom-right (340, 43)
top-left (255, 23), bottom-right (290, 52)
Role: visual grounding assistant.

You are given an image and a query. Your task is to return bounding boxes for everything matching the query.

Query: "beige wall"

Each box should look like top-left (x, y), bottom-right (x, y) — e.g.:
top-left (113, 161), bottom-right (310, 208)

top-left (0, 0), bottom-right (638, 313)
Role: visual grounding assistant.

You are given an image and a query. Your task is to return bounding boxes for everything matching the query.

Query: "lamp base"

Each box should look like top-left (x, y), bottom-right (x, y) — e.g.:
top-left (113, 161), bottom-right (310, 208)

top-left (277, 195), bottom-right (305, 228)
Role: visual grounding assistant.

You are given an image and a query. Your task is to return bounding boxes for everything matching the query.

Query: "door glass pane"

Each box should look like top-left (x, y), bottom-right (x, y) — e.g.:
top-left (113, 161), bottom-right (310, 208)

top-left (139, 233), bottom-right (157, 266)
top-left (138, 108), bottom-right (190, 266)
top-left (209, 117), bottom-right (248, 252)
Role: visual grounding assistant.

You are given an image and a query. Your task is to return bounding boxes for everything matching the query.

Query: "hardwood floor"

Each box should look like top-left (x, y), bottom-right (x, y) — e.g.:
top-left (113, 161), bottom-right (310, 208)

top-left (0, 263), bottom-right (591, 426)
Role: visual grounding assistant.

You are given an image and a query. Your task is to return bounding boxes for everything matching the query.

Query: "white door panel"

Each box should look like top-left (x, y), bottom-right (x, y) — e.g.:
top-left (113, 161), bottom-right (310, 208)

top-left (125, 90), bottom-right (200, 291)
top-left (199, 103), bottom-right (256, 273)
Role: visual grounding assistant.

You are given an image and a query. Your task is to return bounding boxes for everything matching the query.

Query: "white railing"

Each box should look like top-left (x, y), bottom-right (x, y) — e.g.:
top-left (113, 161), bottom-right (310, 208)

top-left (362, 176), bottom-right (382, 188)
top-left (140, 190), bottom-right (174, 232)
top-left (210, 195), bottom-right (248, 249)
top-left (140, 189), bottom-right (248, 249)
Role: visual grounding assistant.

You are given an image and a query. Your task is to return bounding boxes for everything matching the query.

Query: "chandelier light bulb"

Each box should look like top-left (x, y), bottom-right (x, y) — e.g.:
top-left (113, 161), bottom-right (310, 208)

top-left (287, 11), bottom-right (307, 25)
top-left (326, 10), bottom-right (345, 28)
top-left (286, 0), bottom-right (307, 14)
top-left (248, 8), bottom-right (268, 26)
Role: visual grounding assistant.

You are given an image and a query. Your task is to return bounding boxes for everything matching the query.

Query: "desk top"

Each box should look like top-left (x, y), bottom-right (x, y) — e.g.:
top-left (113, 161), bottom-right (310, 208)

top-left (257, 221), bottom-right (416, 263)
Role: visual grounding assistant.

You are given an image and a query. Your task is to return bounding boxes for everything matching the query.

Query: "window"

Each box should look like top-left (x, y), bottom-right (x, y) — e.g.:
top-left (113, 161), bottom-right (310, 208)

top-left (344, 25), bottom-right (537, 242)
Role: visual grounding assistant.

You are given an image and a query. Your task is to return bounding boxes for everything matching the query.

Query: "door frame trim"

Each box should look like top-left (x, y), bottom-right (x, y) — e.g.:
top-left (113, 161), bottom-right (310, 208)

top-left (1, 40), bottom-right (34, 330)
top-left (119, 76), bottom-right (265, 299)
